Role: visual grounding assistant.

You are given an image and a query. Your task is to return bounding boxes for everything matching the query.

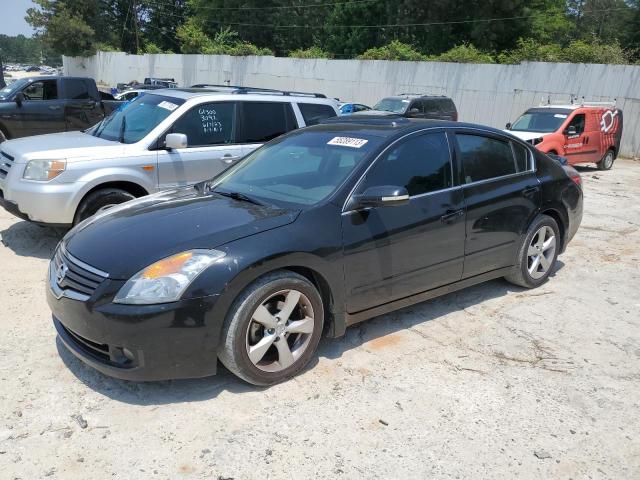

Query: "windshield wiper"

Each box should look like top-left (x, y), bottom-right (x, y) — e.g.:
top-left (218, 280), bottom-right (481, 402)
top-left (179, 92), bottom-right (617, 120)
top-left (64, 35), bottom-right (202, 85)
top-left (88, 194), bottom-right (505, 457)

top-left (214, 190), bottom-right (264, 206)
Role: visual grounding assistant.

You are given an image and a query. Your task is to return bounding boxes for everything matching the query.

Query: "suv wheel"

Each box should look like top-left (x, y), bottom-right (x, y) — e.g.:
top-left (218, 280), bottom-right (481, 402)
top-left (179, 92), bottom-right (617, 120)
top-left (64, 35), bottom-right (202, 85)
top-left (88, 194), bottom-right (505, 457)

top-left (74, 188), bottom-right (135, 225)
top-left (218, 271), bottom-right (324, 385)
top-left (597, 150), bottom-right (615, 170)
top-left (505, 215), bottom-right (560, 288)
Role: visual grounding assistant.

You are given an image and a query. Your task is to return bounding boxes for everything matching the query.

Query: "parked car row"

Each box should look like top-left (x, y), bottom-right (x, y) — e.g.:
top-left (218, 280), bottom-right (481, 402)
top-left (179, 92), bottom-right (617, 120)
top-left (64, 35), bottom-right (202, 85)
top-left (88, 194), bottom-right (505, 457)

top-left (0, 81), bottom-right (587, 386)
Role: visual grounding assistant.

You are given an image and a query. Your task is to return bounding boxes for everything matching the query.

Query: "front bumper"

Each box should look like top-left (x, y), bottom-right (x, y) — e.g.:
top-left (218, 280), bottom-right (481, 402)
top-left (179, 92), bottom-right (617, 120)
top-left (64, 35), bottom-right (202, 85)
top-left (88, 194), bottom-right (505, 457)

top-left (0, 173), bottom-right (79, 225)
top-left (48, 285), bottom-right (223, 381)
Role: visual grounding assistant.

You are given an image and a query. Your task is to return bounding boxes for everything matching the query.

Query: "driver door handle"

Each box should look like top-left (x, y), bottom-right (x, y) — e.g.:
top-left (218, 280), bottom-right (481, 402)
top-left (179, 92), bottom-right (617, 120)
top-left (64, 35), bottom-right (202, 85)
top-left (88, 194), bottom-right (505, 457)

top-left (48, 105), bottom-right (61, 110)
top-left (222, 154), bottom-right (240, 164)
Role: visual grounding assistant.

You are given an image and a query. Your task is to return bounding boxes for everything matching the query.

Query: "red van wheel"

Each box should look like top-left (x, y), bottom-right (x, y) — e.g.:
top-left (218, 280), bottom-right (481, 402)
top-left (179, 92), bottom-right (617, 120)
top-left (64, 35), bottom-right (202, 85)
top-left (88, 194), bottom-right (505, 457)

top-left (597, 150), bottom-right (614, 171)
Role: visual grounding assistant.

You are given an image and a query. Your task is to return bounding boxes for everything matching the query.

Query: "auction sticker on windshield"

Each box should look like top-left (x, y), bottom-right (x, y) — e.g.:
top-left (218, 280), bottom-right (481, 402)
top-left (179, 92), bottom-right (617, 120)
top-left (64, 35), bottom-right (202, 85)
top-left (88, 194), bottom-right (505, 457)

top-left (158, 101), bottom-right (179, 111)
top-left (327, 137), bottom-right (369, 148)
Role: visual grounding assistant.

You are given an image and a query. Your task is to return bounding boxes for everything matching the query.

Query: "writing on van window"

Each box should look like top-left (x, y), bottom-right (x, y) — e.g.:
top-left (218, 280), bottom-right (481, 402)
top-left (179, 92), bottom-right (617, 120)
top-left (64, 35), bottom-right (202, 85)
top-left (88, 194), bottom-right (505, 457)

top-left (199, 107), bottom-right (223, 134)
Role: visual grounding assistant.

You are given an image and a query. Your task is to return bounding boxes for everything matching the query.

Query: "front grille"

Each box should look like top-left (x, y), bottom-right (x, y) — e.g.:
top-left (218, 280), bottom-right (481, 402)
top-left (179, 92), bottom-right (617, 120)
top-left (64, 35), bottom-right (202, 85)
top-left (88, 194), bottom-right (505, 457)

top-left (52, 245), bottom-right (108, 298)
top-left (0, 150), bottom-right (14, 179)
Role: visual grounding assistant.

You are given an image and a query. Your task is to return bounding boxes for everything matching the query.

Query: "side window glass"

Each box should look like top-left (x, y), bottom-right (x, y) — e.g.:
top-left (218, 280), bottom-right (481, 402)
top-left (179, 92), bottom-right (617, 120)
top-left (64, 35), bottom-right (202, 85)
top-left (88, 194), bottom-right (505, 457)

top-left (64, 79), bottom-right (91, 99)
top-left (511, 142), bottom-right (531, 172)
top-left (172, 102), bottom-right (236, 147)
top-left (298, 103), bottom-right (336, 126)
top-left (362, 132), bottom-right (452, 196)
top-left (456, 134), bottom-right (517, 183)
top-left (23, 80), bottom-right (58, 101)
top-left (408, 100), bottom-right (423, 116)
top-left (567, 113), bottom-right (585, 135)
top-left (238, 102), bottom-right (297, 143)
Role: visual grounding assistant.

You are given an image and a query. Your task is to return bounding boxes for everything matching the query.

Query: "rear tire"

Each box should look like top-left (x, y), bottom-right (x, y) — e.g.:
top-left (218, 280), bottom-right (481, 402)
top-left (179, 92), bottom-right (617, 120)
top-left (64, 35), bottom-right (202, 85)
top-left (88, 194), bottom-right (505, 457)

top-left (505, 215), bottom-right (560, 289)
top-left (73, 188), bottom-right (135, 225)
top-left (597, 149), bottom-right (615, 170)
top-left (218, 270), bottom-right (324, 386)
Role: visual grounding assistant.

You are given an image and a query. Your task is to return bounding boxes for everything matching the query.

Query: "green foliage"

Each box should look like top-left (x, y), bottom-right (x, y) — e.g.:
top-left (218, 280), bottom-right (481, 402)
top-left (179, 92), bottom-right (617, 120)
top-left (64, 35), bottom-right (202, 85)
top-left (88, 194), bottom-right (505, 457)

top-left (498, 37), bottom-right (629, 64)
top-left (288, 46), bottom-right (333, 59)
top-left (17, 0), bottom-right (640, 64)
top-left (431, 44), bottom-right (495, 64)
top-left (358, 41), bottom-right (426, 61)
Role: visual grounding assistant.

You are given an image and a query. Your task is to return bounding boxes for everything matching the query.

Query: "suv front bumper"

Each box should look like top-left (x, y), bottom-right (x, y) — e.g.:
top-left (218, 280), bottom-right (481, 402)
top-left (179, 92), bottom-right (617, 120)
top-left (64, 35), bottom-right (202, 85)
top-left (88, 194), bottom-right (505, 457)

top-left (0, 175), bottom-right (79, 225)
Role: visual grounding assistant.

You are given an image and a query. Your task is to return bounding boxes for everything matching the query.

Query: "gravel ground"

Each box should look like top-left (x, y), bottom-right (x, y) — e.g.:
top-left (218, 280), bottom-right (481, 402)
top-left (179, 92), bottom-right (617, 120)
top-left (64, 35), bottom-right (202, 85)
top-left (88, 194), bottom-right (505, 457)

top-left (0, 159), bottom-right (639, 480)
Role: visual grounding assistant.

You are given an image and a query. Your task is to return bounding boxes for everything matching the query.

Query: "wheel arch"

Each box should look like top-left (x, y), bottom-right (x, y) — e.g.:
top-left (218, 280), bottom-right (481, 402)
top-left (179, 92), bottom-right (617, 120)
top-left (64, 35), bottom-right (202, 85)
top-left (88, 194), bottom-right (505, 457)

top-left (73, 180), bottom-right (150, 220)
top-left (539, 208), bottom-right (567, 252)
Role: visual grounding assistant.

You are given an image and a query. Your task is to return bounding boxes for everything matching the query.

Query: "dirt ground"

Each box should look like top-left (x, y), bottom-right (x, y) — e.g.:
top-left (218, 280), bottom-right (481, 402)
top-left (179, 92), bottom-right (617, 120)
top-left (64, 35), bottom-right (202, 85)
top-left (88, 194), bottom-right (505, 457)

top-left (0, 159), bottom-right (639, 480)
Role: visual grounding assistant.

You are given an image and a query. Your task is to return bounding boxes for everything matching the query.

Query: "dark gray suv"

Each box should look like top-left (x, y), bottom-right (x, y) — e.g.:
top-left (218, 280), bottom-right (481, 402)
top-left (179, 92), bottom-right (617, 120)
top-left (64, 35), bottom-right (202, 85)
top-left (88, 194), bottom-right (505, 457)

top-left (372, 94), bottom-right (458, 121)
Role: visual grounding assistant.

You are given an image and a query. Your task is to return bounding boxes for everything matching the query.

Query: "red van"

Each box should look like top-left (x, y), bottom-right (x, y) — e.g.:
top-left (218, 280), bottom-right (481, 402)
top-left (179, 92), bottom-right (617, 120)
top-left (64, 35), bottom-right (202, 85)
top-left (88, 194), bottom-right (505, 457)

top-left (507, 103), bottom-right (623, 170)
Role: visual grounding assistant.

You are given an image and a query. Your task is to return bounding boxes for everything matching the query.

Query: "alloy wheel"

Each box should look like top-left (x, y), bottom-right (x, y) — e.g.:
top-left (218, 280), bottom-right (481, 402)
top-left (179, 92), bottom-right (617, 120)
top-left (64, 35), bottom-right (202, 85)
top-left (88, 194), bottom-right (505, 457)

top-left (527, 225), bottom-right (556, 280)
top-left (245, 289), bottom-right (315, 372)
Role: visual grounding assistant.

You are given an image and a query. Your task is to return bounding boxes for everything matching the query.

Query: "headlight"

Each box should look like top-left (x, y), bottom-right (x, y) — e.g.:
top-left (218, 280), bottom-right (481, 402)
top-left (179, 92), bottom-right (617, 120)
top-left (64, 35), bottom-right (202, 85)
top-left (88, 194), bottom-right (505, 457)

top-left (113, 249), bottom-right (226, 305)
top-left (23, 159), bottom-right (66, 181)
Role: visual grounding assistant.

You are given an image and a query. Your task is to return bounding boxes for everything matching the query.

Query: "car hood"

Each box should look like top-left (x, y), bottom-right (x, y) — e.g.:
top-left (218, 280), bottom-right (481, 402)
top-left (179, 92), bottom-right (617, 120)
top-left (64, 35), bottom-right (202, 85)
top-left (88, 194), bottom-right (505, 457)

top-left (0, 131), bottom-right (123, 163)
top-left (63, 187), bottom-right (300, 279)
top-left (504, 130), bottom-right (551, 142)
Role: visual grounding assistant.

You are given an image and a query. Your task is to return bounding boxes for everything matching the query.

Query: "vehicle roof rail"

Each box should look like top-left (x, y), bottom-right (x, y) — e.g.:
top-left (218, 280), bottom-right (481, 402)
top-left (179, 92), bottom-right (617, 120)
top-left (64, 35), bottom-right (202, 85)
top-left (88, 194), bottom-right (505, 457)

top-left (191, 84), bottom-right (326, 98)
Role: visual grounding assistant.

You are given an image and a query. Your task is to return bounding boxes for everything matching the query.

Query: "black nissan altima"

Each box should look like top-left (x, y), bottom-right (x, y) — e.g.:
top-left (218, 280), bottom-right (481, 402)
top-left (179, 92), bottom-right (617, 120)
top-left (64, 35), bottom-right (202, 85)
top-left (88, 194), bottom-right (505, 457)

top-left (48, 116), bottom-right (583, 385)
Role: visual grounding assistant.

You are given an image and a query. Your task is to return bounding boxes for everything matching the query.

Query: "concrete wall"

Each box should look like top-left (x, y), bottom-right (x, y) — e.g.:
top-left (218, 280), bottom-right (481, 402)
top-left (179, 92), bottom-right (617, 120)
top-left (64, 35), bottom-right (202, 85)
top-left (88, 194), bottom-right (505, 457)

top-left (64, 52), bottom-right (640, 157)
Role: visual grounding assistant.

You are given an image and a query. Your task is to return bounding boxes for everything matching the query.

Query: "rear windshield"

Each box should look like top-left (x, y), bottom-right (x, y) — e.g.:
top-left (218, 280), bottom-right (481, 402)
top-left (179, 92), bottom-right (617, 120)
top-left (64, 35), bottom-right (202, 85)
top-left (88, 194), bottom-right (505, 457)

top-left (88, 94), bottom-right (185, 143)
top-left (511, 111), bottom-right (569, 133)
top-left (374, 98), bottom-right (410, 114)
top-left (209, 130), bottom-right (383, 208)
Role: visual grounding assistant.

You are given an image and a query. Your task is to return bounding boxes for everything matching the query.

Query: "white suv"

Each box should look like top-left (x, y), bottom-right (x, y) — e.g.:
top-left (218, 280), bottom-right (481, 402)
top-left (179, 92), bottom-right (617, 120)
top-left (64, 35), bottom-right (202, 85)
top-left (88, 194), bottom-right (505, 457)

top-left (0, 87), bottom-right (339, 226)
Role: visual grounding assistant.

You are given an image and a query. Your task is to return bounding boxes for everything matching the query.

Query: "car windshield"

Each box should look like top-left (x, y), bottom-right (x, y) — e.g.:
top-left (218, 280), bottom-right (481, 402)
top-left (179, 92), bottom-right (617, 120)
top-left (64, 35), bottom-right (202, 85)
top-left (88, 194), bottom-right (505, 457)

top-left (0, 78), bottom-right (29, 100)
top-left (209, 130), bottom-right (382, 208)
top-left (88, 94), bottom-right (185, 144)
top-left (374, 98), bottom-right (410, 114)
top-left (511, 111), bottom-right (569, 133)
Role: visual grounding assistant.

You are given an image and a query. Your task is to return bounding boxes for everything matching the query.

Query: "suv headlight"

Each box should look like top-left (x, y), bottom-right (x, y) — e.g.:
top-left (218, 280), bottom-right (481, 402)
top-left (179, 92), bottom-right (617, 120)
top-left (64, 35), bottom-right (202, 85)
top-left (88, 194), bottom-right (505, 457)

top-left (23, 159), bottom-right (66, 181)
top-left (114, 249), bottom-right (226, 305)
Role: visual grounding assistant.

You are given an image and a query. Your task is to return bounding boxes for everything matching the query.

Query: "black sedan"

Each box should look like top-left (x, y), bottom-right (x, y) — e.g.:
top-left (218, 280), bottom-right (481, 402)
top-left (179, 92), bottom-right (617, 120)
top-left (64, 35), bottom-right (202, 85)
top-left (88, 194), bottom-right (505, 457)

top-left (48, 116), bottom-right (583, 385)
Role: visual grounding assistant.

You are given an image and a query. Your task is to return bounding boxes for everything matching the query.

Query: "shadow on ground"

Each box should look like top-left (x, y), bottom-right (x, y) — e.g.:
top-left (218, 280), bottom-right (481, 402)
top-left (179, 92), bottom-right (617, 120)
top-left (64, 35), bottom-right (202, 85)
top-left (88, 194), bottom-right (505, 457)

top-left (57, 261), bottom-right (563, 406)
top-left (0, 220), bottom-right (64, 259)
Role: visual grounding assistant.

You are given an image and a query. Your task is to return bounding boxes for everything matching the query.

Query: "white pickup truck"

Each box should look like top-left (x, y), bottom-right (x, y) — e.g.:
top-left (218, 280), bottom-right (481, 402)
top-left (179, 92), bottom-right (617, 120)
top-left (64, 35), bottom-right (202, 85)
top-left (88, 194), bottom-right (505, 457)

top-left (0, 87), bottom-right (339, 226)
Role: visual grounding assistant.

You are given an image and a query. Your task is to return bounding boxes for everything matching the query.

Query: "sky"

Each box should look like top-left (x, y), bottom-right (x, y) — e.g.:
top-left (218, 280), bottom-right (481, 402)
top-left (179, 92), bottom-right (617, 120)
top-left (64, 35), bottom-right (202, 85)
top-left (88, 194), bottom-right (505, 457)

top-left (2, 0), bottom-right (36, 37)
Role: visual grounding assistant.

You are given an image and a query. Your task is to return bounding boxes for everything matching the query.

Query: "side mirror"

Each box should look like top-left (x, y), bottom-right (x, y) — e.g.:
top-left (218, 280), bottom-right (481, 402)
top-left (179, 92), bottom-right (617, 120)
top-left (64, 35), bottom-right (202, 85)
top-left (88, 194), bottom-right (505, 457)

top-left (505, 122), bottom-right (512, 130)
top-left (353, 185), bottom-right (409, 209)
top-left (565, 126), bottom-right (577, 136)
top-left (165, 133), bottom-right (187, 150)
top-left (14, 92), bottom-right (24, 107)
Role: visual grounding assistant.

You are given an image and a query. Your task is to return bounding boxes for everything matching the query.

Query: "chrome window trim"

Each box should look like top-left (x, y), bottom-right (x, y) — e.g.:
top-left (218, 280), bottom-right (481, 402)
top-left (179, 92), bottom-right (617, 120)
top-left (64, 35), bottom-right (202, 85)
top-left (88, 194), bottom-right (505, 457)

top-left (341, 127), bottom-right (455, 213)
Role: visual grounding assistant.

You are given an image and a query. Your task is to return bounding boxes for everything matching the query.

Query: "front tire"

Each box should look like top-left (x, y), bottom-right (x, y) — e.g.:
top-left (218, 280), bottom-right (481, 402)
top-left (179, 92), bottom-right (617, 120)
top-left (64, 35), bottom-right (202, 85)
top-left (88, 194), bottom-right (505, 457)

top-left (73, 188), bottom-right (135, 225)
top-left (505, 215), bottom-right (560, 288)
top-left (218, 271), bottom-right (324, 386)
top-left (597, 149), bottom-right (615, 170)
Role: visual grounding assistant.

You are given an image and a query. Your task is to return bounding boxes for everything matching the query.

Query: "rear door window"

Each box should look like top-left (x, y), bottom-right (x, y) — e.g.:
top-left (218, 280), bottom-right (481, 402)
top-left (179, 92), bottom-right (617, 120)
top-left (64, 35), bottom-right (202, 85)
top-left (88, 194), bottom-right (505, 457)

top-left (238, 102), bottom-right (297, 143)
top-left (171, 102), bottom-right (237, 147)
top-left (456, 133), bottom-right (517, 183)
top-left (64, 79), bottom-right (91, 99)
top-left (298, 103), bottom-right (336, 126)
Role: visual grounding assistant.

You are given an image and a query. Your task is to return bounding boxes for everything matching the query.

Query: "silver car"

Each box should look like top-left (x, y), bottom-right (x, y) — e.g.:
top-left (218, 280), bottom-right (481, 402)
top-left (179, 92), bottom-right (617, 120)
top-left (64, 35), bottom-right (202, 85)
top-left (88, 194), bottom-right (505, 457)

top-left (0, 88), bottom-right (339, 226)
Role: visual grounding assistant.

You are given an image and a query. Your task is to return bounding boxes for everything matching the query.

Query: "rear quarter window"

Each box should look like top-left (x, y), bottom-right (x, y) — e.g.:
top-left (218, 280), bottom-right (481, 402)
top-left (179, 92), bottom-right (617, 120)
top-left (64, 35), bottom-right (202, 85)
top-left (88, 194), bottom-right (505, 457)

top-left (298, 103), bottom-right (337, 126)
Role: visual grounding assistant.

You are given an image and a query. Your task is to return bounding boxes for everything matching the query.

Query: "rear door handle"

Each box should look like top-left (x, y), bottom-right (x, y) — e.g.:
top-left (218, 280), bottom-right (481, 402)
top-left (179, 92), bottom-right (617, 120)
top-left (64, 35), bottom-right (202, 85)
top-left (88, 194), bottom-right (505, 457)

top-left (522, 186), bottom-right (539, 197)
top-left (441, 209), bottom-right (464, 223)
top-left (48, 105), bottom-right (61, 110)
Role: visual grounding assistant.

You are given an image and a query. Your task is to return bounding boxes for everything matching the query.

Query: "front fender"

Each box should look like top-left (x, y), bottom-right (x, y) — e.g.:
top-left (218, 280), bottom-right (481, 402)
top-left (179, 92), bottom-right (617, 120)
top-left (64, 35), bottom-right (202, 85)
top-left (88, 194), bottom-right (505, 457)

top-left (68, 168), bottom-right (156, 214)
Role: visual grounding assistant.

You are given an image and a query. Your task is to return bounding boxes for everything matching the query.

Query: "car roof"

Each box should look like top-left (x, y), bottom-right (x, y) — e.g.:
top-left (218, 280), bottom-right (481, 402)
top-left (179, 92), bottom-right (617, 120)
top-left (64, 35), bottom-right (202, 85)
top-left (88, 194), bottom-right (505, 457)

top-left (382, 94), bottom-right (452, 100)
top-left (318, 115), bottom-right (505, 138)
